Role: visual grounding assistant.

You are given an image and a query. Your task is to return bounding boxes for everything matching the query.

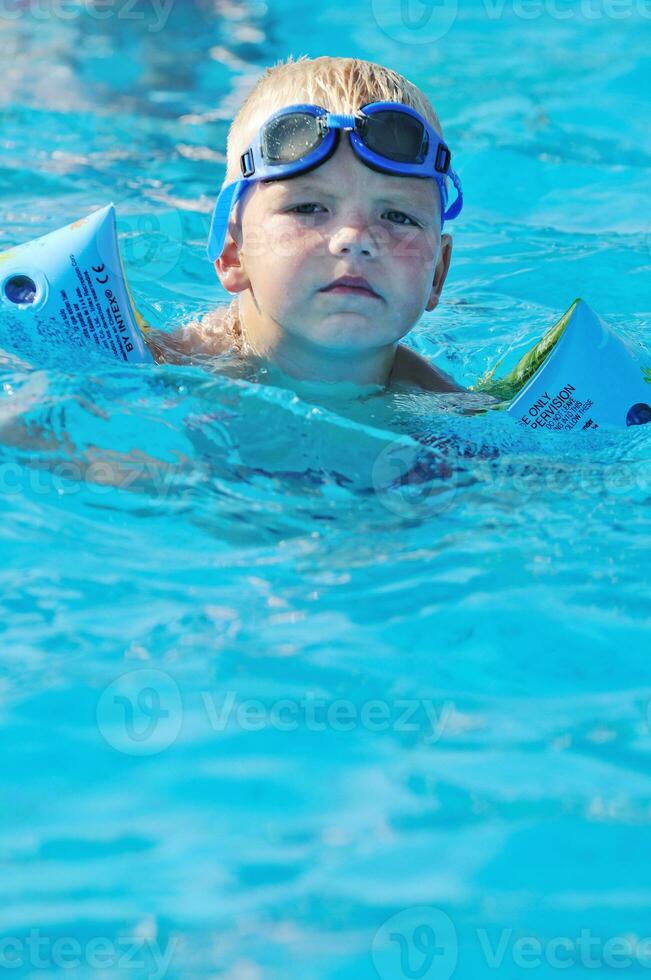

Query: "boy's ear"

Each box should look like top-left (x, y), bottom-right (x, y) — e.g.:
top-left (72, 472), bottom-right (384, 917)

top-left (425, 233), bottom-right (453, 312)
top-left (214, 220), bottom-right (250, 293)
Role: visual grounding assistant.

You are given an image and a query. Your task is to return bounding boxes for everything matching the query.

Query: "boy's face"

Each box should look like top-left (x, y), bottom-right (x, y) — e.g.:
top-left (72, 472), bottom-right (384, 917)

top-left (216, 132), bottom-right (453, 354)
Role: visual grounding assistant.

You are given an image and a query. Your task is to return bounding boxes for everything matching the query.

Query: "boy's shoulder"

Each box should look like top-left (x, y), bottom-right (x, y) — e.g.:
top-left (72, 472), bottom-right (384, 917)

top-left (143, 305), bottom-right (236, 364)
top-left (391, 343), bottom-right (465, 393)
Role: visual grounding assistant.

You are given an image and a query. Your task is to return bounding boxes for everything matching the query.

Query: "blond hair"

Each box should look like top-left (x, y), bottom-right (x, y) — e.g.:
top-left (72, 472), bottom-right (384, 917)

top-left (223, 55), bottom-right (444, 188)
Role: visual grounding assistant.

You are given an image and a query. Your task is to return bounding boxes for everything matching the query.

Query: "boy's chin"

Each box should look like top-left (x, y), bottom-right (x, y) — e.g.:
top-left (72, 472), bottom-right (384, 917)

top-left (309, 335), bottom-right (395, 355)
top-left (305, 317), bottom-right (399, 351)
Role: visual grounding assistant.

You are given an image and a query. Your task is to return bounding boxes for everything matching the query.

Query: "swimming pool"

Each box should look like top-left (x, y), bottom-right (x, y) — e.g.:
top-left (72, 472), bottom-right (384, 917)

top-left (1, 2), bottom-right (650, 977)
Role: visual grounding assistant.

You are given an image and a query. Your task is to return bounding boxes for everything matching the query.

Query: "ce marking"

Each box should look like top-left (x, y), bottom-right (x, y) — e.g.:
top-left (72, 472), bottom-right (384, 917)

top-left (92, 263), bottom-right (109, 285)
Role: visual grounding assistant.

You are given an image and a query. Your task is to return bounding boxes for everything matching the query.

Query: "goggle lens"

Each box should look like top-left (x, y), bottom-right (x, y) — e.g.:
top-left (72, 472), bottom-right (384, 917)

top-left (358, 110), bottom-right (426, 163)
top-left (262, 112), bottom-right (324, 164)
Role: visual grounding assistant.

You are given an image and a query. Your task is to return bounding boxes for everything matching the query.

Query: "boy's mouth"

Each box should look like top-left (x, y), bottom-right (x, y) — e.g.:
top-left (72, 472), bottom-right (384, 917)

top-left (319, 275), bottom-right (381, 299)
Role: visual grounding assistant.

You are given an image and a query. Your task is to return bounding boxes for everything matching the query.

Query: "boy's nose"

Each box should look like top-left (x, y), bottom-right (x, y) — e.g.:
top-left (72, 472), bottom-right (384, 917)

top-left (328, 212), bottom-right (381, 259)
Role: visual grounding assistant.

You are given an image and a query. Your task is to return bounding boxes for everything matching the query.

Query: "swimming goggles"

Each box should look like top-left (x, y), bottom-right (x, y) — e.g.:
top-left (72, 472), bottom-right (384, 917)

top-left (206, 100), bottom-right (464, 263)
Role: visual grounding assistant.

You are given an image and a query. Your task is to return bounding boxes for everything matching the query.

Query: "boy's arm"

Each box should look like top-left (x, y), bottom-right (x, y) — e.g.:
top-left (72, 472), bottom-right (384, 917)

top-left (0, 409), bottom-right (189, 495)
top-left (0, 367), bottom-right (187, 493)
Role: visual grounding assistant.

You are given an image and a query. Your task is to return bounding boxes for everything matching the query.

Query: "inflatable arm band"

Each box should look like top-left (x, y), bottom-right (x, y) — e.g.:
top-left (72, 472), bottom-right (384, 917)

top-left (474, 299), bottom-right (651, 430)
top-left (0, 204), bottom-right (153, 363)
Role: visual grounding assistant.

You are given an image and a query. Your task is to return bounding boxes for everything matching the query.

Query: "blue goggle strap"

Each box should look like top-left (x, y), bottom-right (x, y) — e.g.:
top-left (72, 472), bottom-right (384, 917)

top-left (207, 178), bottom-right (250, 263)
top-left (442, 167), bottom-right (463, 223)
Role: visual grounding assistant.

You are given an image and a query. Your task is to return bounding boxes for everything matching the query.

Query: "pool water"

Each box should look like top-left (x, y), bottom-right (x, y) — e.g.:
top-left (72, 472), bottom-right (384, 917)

top-left (1, 2), bottom-right (651, 977)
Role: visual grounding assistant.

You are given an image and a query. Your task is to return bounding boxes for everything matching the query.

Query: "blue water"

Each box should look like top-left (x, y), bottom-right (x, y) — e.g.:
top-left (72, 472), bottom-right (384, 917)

top-left (1, 2), bottom-right (651, 978)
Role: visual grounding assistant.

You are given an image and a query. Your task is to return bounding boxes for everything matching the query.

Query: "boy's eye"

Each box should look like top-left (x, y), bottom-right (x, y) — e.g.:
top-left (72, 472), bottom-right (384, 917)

top-left (287, 203), bottom-right (422, 227)
top-left (287, 203), bottom-right (326, 215)
top-left (384, 210), bottom-right (422, 228)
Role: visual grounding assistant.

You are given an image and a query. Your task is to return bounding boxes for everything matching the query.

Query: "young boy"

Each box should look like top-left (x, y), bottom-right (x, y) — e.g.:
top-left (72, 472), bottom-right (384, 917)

top-left (145, 55), bottom-right (466, 395)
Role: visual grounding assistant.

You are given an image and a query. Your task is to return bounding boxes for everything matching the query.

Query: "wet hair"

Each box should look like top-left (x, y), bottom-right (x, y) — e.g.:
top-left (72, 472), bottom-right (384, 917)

top-left (222, 54), bottom-right (444, 188)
